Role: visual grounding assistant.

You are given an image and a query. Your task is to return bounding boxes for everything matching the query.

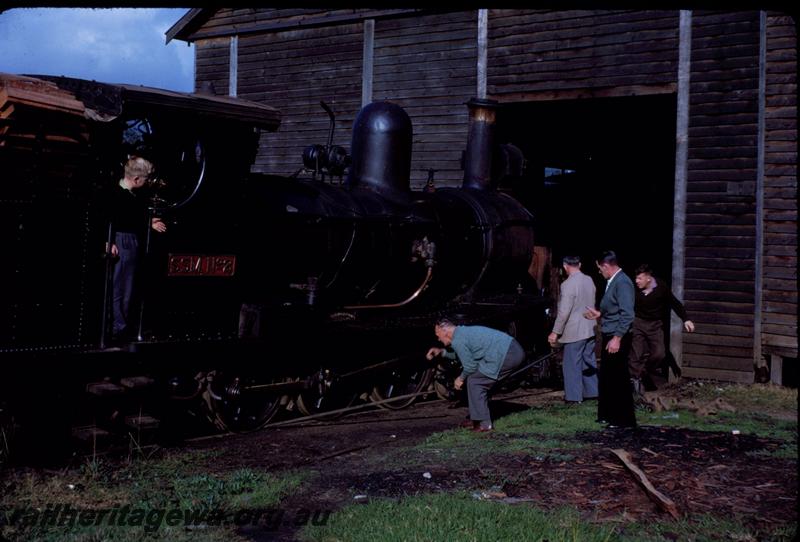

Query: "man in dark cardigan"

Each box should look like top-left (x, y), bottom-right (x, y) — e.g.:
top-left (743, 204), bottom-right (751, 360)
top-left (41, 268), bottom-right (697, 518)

top-left (629, 263), bottom-right (695, 394)
top-left (584, 250), bottom-right (637, 429)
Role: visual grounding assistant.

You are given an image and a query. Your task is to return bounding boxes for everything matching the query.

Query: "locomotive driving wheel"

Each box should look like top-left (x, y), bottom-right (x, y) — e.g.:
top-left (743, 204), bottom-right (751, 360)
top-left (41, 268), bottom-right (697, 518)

top-left (204, 371), bottom-right (286, 433)
top-left (369, 363), bottom-right (434, 410)
top-left (432, 357), bottom-right (463, 402)
top-left (295, 369), bottom-right (359, 419)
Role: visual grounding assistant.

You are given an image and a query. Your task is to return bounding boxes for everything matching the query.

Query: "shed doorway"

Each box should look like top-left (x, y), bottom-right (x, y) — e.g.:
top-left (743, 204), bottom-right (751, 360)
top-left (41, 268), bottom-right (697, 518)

top-left (497, 94), bottom-right (677, 286)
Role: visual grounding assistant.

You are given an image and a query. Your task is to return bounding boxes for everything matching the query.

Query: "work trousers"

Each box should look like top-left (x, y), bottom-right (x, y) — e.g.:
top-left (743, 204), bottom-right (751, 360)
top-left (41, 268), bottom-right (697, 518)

top-left (466, 339), bottom-right (525, 427)
top-left (562, 337), bottom-right (598, 402)
top-left (112, 232), bottom-right (140, 337)
top-left (628, 317), bottom-right (666, 379)
top-left (597, 332), bottom-right (637, 428)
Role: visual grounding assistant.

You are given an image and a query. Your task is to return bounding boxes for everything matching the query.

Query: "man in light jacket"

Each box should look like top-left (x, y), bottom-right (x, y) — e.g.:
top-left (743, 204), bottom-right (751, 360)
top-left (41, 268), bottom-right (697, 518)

top-left (548, 255), bottom-right (598, 403)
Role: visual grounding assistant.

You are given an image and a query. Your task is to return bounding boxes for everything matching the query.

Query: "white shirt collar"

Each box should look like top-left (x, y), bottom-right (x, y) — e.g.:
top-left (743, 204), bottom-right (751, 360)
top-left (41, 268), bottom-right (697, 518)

top-left (605, 268), bottom-right (622, 291)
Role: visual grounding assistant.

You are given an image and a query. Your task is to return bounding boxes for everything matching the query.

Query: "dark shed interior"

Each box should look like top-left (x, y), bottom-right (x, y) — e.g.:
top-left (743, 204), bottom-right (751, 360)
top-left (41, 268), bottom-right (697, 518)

top-left (497, 93), bottom-right (677, 289)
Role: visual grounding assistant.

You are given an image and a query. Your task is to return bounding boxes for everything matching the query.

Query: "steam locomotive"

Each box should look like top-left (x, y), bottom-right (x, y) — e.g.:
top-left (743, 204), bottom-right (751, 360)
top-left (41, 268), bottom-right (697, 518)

top-left (0, 73), bottom-right (551, 458)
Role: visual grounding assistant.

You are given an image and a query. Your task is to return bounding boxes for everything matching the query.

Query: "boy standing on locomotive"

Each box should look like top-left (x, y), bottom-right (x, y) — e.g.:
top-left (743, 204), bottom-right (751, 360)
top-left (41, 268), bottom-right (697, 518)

top-left (426, 318), bottom-right (525, 432)
top-left (106, 155), bottom-right (167, 341)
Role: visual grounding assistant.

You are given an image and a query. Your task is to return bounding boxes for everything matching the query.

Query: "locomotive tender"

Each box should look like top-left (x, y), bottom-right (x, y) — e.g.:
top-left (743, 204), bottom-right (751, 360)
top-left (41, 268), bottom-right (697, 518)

top-left (0, 73), bottom-right (549, 456)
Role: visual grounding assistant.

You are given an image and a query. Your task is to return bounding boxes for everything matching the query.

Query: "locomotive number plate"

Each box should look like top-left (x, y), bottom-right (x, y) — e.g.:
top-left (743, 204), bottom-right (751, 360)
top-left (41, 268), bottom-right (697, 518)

top-left (167, 254), bottom-right (236, 277)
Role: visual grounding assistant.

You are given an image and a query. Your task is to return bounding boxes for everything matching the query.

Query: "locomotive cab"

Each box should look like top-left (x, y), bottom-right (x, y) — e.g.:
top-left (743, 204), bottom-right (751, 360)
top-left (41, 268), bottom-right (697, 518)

top-left (0, 73), bottom-right (281, 352)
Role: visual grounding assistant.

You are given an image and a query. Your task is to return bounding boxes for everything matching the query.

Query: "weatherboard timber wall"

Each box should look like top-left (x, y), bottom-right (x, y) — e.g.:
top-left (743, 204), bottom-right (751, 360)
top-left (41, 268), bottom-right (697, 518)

top-left (680, 11), bottom-right (761, 383)
top-left (237, 23), bottom-right (363, 176)
top-left (191, 9), bottom-right (476, 185)
top-left (194, 37), bottom-right (230, 98)
top-left (192, 10), bottom-right (363, 176)
top-left (485, 9), bottom-right (681, 100)
top-left (371, 10), bottom-right (477, 187)
top-left (761, 13), bottom-right (797, 360)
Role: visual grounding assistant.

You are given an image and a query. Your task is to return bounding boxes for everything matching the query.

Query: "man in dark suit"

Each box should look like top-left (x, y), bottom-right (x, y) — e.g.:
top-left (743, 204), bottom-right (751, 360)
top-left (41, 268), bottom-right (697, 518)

top-left (584, 250), bottom-right (637, 428)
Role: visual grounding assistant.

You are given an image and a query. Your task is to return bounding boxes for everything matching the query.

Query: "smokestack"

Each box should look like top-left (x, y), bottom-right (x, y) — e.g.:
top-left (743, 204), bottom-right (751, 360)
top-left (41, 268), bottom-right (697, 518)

top-left (462, 97), bottom-right (498, 190)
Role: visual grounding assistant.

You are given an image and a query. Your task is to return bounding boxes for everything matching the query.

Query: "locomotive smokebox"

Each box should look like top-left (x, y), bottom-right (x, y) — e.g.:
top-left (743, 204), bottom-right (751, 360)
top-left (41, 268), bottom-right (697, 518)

top-left (348, 101), bottom-right (412, 196)
top-left (462, 98), bottom-right (499, 191)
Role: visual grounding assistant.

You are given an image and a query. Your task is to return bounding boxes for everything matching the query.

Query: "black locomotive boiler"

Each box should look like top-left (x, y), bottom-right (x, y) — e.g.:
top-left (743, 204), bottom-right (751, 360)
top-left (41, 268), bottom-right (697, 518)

top-left (0, 73), bottom-right (550, 458)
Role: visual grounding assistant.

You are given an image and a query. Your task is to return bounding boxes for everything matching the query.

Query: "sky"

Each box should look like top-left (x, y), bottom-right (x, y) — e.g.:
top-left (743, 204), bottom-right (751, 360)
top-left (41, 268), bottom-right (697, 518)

top-left (0, 8), bottom-right (194, 92)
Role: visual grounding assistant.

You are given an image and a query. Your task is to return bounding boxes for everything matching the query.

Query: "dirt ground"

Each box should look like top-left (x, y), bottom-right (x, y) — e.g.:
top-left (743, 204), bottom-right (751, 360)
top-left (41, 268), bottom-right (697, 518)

top-left (182, 383), bottom-right (798, 542)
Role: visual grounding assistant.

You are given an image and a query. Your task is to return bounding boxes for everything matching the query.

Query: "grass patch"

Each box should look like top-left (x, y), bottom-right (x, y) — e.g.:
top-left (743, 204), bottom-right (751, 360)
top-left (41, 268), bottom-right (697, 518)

top-left (170, 467), bottom-right (305, 510)
top-left (300, 493), bottom-right (796, 542)
top-left (1, 449), bottom-right (311, 541)
top-left (302, 492), bottom-right (616, 542)
top-left (619, 513), bottom-right (797, 542)
top-left (411, 401), bottom-right (598, 467)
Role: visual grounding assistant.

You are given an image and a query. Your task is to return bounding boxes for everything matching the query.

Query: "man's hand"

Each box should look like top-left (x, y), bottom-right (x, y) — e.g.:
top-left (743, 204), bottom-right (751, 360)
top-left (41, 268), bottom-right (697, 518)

top-left (106, 242), bottom-right (119, 257)
top-left (151, 218), bottom-right (167, 233)
top-left (454, 376), bottom-right (464, 390)
top-left (583, 307), bottom-right (601, 320)
top-left (606, 335), bottom-right (621, 354)
top-left (547, 332), bottom-right (559, 348)
top-left (426, 347), bottom-right (444, 361)
top-left (684, 320), bottom-right (695, 333)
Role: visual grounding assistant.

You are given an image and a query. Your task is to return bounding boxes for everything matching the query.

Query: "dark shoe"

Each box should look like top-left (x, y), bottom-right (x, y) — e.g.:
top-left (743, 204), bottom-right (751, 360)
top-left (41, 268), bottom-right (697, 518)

top-left (471, 426), bottom-right (493, 433)
top-left (606, 422), bottom-right (636, 430)
top-left (460, 420), bottom-right (479, 429)
top-left (668, 357), bottom-right (682, 378)
top-left (564, 400), bottom-right (582, 405)
top-left (630, 377), bottom-right (642, 396)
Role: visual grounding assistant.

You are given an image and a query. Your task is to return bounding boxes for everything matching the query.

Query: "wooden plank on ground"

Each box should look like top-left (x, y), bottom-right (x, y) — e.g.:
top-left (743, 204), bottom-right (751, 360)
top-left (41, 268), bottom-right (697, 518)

top-left (610, 448), bottom-right (680, 519)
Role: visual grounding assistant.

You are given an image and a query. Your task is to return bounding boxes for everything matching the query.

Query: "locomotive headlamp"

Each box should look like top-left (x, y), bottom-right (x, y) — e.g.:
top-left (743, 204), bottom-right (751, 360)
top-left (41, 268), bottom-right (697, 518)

top-left (302, 144), bottom-right (326, 171)
top-left (325, 145), bottom-right (350, 176)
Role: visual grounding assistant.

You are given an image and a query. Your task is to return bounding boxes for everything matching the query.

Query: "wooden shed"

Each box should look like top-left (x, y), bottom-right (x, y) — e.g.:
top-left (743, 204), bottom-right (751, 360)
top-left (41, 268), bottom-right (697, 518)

top-left (167, 9), bottom-right (797, 384)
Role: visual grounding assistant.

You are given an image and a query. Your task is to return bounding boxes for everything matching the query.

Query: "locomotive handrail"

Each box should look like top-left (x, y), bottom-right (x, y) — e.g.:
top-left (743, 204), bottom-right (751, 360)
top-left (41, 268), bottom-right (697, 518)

top-left (342, 266), bottom-right (433, 310)
top-left (99, 221), bottom-right (115, 349)
top-left (153, 150), bottom-right (207, 212)
top-left (323, 225), bottom-right (357, 289)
